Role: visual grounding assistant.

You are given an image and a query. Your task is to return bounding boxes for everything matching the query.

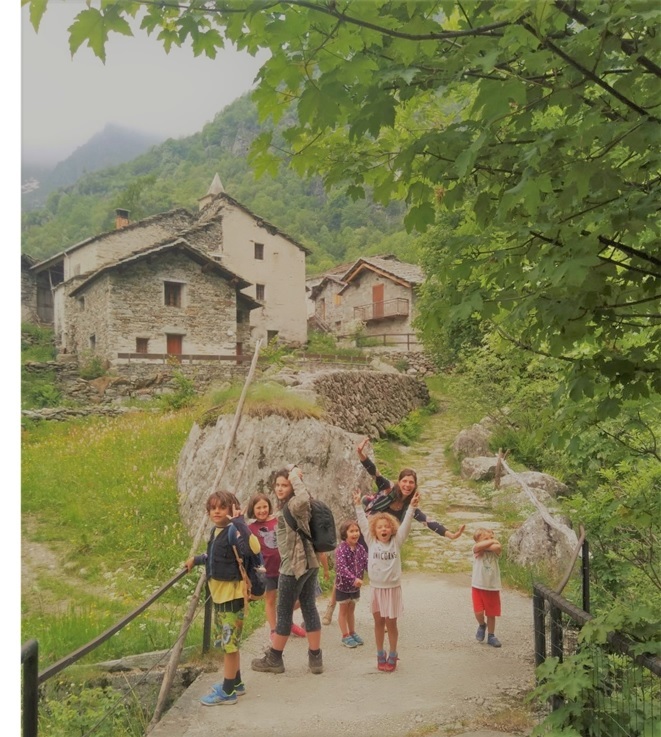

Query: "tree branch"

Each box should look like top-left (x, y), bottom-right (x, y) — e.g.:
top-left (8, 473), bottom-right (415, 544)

top-left (554, 0), bottom-right (661, 79)
top-left (519, 20), bottom-right (657, 119)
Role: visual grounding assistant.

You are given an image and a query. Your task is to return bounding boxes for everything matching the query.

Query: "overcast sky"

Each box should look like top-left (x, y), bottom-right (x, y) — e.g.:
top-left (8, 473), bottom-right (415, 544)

top-left (22, 0), bottom-right (267, 165)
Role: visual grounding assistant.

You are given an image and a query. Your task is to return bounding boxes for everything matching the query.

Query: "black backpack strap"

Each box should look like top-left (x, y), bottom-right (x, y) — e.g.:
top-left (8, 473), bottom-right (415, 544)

top-left (283, 502), bottom-right (312, 544)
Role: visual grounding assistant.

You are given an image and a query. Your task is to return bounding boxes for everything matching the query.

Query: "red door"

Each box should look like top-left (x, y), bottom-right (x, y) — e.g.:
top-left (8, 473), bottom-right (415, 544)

top-left (166, 334), bottom-right (183, 356)
top-left (372, 284), bottom-right (384, 318)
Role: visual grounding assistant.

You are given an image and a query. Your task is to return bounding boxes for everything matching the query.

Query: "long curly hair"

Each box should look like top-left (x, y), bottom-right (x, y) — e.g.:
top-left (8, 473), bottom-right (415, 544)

top-left (368, 511), bottom-right (400, 541)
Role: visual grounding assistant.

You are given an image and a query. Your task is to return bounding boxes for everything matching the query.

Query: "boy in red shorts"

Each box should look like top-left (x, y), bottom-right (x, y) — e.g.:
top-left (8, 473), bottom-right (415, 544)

top-left (471, 527), bottom-right (502, 648)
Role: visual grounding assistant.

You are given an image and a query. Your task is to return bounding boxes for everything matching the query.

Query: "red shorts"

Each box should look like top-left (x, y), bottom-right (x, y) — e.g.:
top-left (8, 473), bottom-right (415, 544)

top-left (472, 587), bottom-right (501, 617)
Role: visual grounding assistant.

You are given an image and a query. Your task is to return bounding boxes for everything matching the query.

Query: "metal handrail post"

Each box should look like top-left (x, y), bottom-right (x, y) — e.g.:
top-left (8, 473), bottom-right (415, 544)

top-left (21, 639), bottom-right (38, 737)
top-left (582, 538), bottom-right (590, 614)
top-left (533, 588), bottom-right (546, 669)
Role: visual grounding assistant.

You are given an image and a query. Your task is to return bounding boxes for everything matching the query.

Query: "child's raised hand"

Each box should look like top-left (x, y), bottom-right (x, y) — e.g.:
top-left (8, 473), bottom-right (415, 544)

top-left (228, 503), bottom-right (242, 519)
top-left (352, 489), bottom-right (362, 505)
top-left (357, 437), bottom-right (370, 460)
top-left (410, 491), bottom-right (420, 508)
top-left (447, 524), bottom-right (466, 540)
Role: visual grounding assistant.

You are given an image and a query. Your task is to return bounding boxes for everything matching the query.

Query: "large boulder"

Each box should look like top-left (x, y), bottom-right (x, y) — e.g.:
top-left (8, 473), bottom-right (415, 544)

top-left (492, 485), bottom-right (554, 515)
top-left (452, 423), bottom-right (492, 460)
top-left (507, 512), bottom-right (578, 575)
top-left (461, 456), bottom-right (498, 481)
top-left (498, 471), bottom-right (569, 497)
top-left (177, 414), bottom-right (375, 538)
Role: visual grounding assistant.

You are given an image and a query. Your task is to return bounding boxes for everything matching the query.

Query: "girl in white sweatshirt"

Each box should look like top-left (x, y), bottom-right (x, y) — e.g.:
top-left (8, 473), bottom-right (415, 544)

top-left (353, 488), bottom-right (419, 672)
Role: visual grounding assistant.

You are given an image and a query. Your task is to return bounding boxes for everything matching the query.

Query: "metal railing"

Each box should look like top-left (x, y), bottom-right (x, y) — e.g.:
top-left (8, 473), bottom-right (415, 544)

top-left (353, 298), bottom-right (409, 321)
top-left (533, 580), bottom-right (661, 734)
top-left (355, 332), bottom-right (420, 349)
top-left (21, 568), bottom-right (193, 737)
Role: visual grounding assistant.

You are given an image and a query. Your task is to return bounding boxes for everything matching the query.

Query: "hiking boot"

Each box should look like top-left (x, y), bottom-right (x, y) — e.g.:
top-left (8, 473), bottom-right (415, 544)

top-left (251, 649), bottom-right (285, 674)
top-left (308, 649), bottom-right (324, 674)
top-left (350, 632), bottom-right (364, 646)
top-left (199, 687), bottom-right (237, 706)
top-left (341, 635), bottom-right (358, 648)
top-left (384, 652), bottom-right (398, 672)
top-left (290, 623), bottom-right (306, 638)
top-left (377, 650), bottom-right (388, 671)
top-left (321, 602), bottom-right (335, 626)
top-left (476, 623), bottom-right (487, 642)
top-left (488, 634), bottom-right (502, 648)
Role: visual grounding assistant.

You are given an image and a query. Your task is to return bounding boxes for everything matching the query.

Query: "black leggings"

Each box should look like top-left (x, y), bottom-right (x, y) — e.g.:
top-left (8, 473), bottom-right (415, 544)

top-left (275, 568), bottom-right (321, 636)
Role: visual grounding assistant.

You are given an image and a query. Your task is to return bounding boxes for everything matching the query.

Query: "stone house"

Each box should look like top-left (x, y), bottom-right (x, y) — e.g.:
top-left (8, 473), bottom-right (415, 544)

top-left (25, 176), bottom-right (310, 362)
top-left (21, 254), bottom-right (39, 324)
top-left (65, 239), bottom-right (259, 362)
top-left (197, 175), bottom-right (310, 346)
top-left (308, 256), bottom-right (424, 349)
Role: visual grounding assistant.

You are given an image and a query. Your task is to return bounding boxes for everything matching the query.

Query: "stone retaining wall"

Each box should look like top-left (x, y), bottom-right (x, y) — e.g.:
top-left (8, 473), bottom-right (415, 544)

top-left (312, 370), bottom-right (430, 437)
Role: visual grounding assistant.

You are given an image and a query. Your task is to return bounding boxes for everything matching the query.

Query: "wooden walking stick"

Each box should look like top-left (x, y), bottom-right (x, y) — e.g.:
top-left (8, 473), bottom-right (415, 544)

top-left (147, 338), bottom-right (262, 731)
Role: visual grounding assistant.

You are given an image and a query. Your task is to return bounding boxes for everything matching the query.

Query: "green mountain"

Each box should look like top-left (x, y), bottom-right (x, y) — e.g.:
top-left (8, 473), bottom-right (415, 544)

top-left (21, 95), bottom-right (417, 273)
top-left (22, 124), bottom-right (164, 211)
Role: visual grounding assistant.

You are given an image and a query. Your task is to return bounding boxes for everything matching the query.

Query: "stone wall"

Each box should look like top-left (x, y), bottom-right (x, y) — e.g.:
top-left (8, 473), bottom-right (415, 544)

top-left (23, 361), bottom-right (430, 435)
top-left (311, 370), bottom-right (430, 437)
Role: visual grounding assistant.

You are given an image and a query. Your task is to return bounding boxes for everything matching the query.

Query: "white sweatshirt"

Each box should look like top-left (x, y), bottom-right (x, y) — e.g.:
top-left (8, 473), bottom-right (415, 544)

top-left (355, 503), bottom-right (414, 589)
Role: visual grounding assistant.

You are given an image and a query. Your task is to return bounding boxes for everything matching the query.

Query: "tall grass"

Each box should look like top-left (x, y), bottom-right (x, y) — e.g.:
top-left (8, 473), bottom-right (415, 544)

top-left (199, 380), bottom-right (324, 427)
top-left (21, 409), bottom-right (205, 666)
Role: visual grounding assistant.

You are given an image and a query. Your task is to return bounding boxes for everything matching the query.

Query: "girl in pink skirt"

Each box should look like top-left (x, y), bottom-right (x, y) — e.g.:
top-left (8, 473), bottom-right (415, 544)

top-left (353, 488), bottom-right (419, 672)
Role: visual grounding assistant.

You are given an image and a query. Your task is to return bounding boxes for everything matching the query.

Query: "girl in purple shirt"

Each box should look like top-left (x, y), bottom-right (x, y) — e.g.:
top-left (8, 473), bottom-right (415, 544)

top-left (334, 518), bottom-right (369, 648)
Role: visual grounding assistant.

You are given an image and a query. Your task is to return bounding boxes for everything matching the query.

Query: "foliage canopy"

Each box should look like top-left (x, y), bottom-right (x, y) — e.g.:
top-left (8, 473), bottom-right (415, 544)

top-left (25, 0), bottom-right (661, 407)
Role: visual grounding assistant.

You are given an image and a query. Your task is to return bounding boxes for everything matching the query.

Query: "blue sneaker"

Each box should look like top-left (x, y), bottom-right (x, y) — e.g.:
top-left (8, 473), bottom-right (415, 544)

top-left (200, 687), bottom-right (237, 706)
top-left (488, 634), bottom-right (502, 648)
top-left (350, 632), bottom-right (364, 646)
top-left (211, 681), bottom-right (246, 697)
top-left (476, 624), bottom-right (487, 642)
top-left (341, 635), bottom-right (358, 648)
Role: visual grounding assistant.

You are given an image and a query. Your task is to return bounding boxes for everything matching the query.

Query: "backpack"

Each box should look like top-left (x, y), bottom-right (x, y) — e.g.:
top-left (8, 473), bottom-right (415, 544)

top-left (227, 524), bottom-right (267, 602)
top-left (283, 498), bottom-right (337, 553)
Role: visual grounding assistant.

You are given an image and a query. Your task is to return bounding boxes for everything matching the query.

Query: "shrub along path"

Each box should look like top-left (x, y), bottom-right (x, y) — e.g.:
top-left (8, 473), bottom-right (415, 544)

top-left (149, 409), bottom-right (538, 737)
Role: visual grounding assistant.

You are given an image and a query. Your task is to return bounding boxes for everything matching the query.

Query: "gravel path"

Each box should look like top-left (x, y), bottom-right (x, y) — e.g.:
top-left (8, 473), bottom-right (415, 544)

top-left (149, 409), bottom-right (538, 737)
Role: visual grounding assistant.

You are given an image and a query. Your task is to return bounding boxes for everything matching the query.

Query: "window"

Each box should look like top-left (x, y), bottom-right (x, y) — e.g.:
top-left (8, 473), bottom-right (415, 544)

top-left (77, 297), bottom-right (85, 310)
top-left (164, 281), bottom-right (183, 307)
top-left (136, 338), bottom-right (149, 354)
top-left (89, 335), bottom-right (96, 350)
top-left (256, 284), bottom-right (265, 301)
top-left (267, 330), bottom-right (279, 343)
top-left (333, 293), bottom-right (342, 306)
top-left (254, 243), bottom-right (264, 260)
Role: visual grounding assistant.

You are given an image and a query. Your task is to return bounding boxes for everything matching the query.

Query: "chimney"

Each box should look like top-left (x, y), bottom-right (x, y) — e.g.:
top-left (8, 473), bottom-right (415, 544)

top-left (115, 208), bottom-right (130, 229)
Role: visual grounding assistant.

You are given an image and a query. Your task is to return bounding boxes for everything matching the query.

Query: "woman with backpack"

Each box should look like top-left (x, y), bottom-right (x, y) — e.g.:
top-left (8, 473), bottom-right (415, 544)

top-left (251, 464), bottom-right (324, 676)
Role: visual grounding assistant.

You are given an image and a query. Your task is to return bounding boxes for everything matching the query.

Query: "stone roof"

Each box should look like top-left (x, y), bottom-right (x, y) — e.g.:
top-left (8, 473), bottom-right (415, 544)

top-left (198, 192), bottom-right (312, 255)
top-left (340, 256), bottom-right (424, 287)
top-left (69, 238), bottom-right (260, 310)
top-left (31, 208), bottom-right (197, 272)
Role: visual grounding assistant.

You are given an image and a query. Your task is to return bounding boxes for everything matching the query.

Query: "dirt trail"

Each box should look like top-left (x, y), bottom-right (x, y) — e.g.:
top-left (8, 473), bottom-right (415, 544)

top-left (149, 409), bottom-right (538, 737)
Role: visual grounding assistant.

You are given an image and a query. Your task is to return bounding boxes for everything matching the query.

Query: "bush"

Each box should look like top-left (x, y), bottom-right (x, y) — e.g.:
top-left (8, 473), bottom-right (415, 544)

top-left (40, 684), bottom-right (146, 737)
top-left (78, 354), bottom-right (106, 380)
top-left (160, 371), bottom-right (196, 410)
